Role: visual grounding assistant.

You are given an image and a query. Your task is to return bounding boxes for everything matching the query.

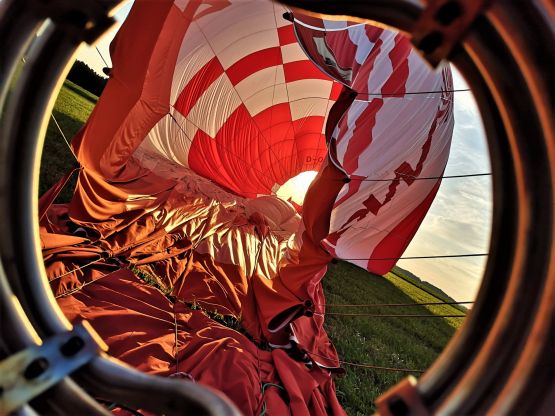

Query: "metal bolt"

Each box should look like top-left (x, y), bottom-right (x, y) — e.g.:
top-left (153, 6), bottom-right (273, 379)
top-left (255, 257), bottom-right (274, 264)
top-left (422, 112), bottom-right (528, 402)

top-left (60, 336), bottom-right (85, 357)
top-left (24, 357), bottom-right (49, 380)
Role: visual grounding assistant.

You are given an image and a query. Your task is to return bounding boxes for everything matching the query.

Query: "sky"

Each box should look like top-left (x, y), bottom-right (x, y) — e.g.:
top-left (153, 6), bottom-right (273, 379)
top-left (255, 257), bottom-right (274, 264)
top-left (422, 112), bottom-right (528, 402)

top-left (76, 1), bottom-right (492, 302)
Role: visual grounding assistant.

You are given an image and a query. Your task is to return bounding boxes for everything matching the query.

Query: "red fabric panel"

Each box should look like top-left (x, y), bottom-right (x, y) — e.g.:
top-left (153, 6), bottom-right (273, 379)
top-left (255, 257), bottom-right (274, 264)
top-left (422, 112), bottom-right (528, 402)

top-left (284, 60), bottom-right (331, 83)
top-left (341, 99), bottom-right (384, 172)
top-left (253, 158), bottom-right (345, 336)
top-left (380, 33), bottom-right (411, 95)
top-left (278, 25), bottom-right (297, 45)
top-left (330, 81), bottom-right (343, 100)
top-left (174, 57), bottom-right (224, 116)
top-left (226, 47), bottom-right (282, 85)
top-left (188, 104), bottom-right (276, 197)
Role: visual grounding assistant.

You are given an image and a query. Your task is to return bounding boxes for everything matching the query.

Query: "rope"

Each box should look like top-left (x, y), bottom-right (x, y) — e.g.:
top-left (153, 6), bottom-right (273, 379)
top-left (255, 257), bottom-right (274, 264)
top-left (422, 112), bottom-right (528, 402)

top-left (341, 253), bottom-right (488, 261)
top-left (318, 312), bottom-right (466, 318)
top-left (54, 268), bottom-right (117, 299)
top-left (95, 45), bottom-right (109, 68)
top-left (323, 301), bottom-right (474, 308)
top-left (49, 255), bottom-right (106, 282)
top-left (259, 383), bottom-right (285, 416)
top-left (50, 113), bottom-right (77, 160)
top-left (358, 88), bottom-right (471, 97)
top-left (307, 350), bottom-right (425, 373)
top-left (339, 172), bottom-right (492, 182)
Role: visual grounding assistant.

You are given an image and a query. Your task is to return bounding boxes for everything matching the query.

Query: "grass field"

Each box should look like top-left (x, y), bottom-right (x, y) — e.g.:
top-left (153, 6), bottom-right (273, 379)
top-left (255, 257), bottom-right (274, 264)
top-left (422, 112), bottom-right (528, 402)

top-left (323, 262), bottom-right (464, 414)
top-left (42, 81), bottom-right (464, 415)
top-left (40, 80), bottom-right (97, 201)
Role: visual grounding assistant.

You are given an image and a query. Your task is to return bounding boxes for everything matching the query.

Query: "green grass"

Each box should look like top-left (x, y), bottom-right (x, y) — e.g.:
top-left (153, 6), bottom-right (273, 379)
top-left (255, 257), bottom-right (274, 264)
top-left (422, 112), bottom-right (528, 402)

top-left (41, 81), bottom-right (463, 415)
top-left (40, 80), bottom-right (97, 201)
top-left (323, 262), bottom-right (463, 415)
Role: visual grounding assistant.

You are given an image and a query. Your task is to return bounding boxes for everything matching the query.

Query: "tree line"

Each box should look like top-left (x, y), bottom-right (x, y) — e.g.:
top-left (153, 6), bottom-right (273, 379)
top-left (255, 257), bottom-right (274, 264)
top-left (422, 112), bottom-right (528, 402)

top-left (67, 60), bottom-right (107, 97)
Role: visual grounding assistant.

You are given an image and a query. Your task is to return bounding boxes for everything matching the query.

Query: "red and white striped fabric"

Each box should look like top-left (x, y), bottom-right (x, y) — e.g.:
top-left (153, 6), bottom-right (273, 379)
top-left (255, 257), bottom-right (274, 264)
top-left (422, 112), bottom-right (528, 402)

top-left (292, 14), bottom-right (454, 274)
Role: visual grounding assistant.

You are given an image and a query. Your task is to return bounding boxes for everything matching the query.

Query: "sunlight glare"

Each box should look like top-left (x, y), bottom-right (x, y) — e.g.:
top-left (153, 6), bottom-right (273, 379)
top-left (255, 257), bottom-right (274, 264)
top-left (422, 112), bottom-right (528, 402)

top-left (276, 170), bottom-right (318, 206)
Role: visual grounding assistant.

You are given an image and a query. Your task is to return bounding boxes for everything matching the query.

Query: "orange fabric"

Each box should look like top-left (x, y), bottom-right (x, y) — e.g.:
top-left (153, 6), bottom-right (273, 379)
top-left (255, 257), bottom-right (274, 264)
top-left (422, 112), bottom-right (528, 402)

top-left (45, 257), bottom-right (345, 415)
top-left (72, 1), bottom-right (198, 181)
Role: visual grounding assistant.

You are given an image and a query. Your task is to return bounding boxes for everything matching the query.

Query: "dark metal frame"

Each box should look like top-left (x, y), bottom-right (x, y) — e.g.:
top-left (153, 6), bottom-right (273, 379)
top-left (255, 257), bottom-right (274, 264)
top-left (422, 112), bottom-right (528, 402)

top-left (0, 0), bottom-right (553, 414)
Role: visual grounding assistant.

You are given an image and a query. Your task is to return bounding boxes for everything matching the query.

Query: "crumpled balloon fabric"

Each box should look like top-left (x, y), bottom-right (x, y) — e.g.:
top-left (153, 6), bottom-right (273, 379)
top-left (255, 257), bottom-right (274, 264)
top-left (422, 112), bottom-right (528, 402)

top-left (40, 0), bottom-right (453, 414)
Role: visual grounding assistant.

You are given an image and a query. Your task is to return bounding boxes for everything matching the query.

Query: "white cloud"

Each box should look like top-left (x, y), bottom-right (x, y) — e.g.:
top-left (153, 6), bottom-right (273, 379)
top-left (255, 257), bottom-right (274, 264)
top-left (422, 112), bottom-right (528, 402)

top-left (399, 66), bottom-right (492, 301)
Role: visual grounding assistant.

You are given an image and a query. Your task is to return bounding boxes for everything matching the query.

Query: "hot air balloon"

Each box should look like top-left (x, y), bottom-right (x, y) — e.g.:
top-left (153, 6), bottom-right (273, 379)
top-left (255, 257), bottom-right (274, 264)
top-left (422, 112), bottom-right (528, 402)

top-left (39, 0), bottom-right (454, 414)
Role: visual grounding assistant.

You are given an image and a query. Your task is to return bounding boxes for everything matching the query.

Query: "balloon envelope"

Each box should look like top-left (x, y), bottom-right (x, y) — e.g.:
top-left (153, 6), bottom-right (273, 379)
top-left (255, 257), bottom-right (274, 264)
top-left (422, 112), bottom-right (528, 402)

top-left (40, 1), bottom-right (454, 414)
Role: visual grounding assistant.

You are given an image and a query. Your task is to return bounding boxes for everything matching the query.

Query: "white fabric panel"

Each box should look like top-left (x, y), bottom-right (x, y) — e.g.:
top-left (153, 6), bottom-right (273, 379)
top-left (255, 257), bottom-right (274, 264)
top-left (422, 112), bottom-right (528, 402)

top-left (273, 3), bottom-right (289, 28)
top-left (321, 100), bottom-right (335, 133)
top-left (171, 30), bottom-right (215, 103)
top-left (173, 0), bottom-right (188, 12)
top-left (347, 26), bottom-right (374, 65)
top-left (242, 83), bottom-right (289, 117)
top-left (187, 73), bottom-right (242, 138)
top-left (234, 66), bottom-right (285, 104)
top-left (138, 109), bottom-right (197, 168)
top-left (281, 43), bottom-right (308, 64)
top-left (217, 29), bottom-right (279, 69)
top-left (196, 2), bottom-right (279, 68)
top-left (287, 79), bottom-right (332, 101)
top-left (290, 97), bottom-right (329, 121)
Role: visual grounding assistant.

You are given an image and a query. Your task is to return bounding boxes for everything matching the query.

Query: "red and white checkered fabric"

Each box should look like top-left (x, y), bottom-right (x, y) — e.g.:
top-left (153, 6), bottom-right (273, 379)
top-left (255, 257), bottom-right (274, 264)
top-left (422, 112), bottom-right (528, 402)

top-left (136, 0), bottom-right (342, 199)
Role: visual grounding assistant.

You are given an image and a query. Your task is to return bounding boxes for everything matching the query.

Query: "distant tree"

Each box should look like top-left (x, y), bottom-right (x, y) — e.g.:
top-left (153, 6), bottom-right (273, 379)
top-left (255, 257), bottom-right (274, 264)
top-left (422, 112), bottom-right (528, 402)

top-left (67, 61), bottom-right (107, 97)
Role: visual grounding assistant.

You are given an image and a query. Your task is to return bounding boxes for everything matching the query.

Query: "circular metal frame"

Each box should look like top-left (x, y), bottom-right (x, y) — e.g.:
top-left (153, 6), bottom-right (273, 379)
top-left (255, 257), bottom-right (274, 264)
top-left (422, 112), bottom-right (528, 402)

top-left (1, 0), bottom-right (553, 414)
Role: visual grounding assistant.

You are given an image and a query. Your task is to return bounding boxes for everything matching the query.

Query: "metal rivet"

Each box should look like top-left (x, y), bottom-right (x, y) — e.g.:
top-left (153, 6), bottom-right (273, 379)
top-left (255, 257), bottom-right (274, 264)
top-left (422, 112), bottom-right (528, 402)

top-left (24, 357), bottom-right (49, 380)
top-left (435, 1), bottom-right (464, 26)
top-left (60, 336), bottom-right (85, 357)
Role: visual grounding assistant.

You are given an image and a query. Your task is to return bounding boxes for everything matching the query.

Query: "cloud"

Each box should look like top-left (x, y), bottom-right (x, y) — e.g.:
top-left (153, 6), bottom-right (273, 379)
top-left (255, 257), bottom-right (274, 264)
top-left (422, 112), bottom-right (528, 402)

top-left (400, 67), bottom-right (492, 301)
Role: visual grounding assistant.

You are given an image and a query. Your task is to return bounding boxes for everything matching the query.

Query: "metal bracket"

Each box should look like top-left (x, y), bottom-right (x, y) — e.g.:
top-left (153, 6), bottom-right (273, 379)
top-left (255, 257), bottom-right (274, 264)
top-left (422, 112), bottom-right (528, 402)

top-left (0, 321), bottom-right (108, 415)
top-left (375, 376), bottom-right (430, 416)
top-left (412, 0), bottom-right (493, 67)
